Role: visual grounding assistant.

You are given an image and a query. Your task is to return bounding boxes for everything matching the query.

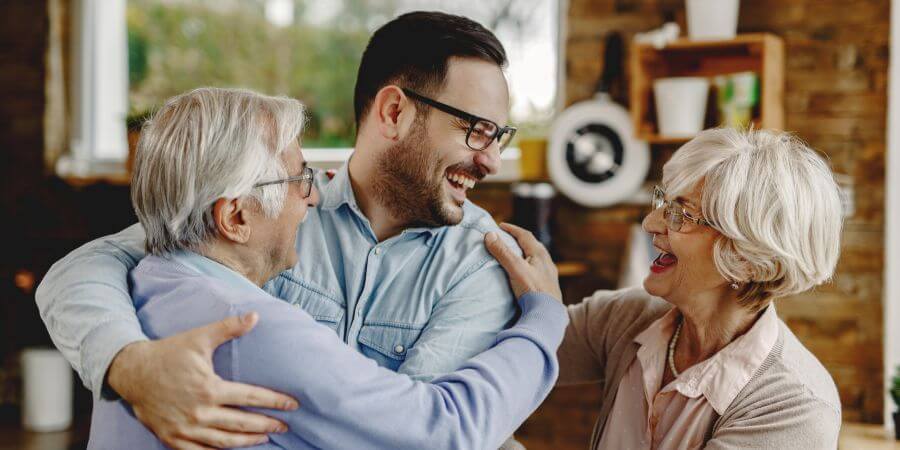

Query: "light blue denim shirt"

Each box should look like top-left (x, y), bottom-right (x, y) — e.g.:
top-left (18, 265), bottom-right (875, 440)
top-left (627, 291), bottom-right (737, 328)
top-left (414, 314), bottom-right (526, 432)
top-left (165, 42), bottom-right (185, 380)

top-left (88, 251), bottom-right (566, 449)
top-left (35, 162), bottom-right (519, 396)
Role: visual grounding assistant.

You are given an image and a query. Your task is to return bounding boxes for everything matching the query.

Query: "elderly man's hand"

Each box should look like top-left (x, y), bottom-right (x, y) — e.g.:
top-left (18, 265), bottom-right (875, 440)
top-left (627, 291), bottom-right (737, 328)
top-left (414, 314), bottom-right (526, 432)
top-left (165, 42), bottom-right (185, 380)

top-left (107, 312), bottom-right (299, 449)
top-left (484, 223), bottom-right (563, 303)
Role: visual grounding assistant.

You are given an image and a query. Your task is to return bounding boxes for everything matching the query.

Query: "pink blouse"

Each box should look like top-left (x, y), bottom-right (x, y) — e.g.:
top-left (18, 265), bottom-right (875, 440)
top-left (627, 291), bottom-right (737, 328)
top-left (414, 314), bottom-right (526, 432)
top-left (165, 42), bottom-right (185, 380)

top-left (596, 304), bottom-right (779, 449)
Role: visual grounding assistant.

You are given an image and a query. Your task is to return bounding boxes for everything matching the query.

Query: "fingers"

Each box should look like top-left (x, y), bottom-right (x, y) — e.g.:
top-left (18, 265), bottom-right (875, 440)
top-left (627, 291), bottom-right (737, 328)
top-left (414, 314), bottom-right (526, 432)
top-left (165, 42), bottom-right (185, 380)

top-left (203, 407), bottom-right (289, 434)
top-left (498, 223), bottom-right (551, 260)
top-left (195, 313), bottom-right (259, 349)
top-left (166, 439), bottom-right (216, 450)
top-left (484, 232), bottom-right (528, 277)
top-left (181, 426), bottom-right (270, 449)
top-left (217, 380), bottom-right (299, 411)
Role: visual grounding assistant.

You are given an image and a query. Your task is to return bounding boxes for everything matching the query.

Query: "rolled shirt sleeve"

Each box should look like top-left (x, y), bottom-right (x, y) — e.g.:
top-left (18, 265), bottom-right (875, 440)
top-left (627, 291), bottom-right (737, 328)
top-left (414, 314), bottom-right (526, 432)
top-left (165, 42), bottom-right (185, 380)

top-left (34, 223), bottom-right (149, 398)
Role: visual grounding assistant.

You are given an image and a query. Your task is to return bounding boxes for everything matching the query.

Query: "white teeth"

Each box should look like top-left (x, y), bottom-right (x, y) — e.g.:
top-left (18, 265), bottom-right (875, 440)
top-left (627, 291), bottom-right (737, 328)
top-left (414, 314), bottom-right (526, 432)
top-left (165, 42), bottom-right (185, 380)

top-left (447, 173), bottom-right (476, 189)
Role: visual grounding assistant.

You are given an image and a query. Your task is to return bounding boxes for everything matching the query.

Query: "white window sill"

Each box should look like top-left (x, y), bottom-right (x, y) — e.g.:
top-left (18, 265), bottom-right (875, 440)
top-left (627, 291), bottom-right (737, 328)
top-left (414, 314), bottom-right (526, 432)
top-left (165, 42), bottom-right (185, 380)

top-left (53, 147), bottom-right (524, 187)
top-left (55, 154), bottom-right (130, 186)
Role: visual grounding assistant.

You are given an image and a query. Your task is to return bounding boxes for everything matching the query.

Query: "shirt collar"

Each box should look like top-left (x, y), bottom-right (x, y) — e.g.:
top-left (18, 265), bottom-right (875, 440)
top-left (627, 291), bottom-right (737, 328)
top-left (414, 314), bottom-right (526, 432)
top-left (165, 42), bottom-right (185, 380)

top-left (318, 161), bottom-right (440, 243)
top-left (319, 163), bottom-right (358, 211)
top-left (635, 303), bottom-right (780, 415)
top-left (167, 250), bottom-right (262, 295)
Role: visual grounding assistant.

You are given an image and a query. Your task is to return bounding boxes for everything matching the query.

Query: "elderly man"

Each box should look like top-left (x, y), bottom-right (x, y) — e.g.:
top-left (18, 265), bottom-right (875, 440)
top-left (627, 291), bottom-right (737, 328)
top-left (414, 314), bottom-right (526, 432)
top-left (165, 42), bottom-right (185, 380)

top-left (87, 87), bottom-right (565, 450)
top-left (38, 12), bottom-right (527, 448)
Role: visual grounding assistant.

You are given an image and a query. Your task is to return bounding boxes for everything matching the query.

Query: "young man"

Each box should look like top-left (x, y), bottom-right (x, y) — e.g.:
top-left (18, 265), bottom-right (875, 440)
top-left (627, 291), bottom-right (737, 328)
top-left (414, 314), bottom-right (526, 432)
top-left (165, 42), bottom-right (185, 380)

top-left (88, 86), bottom-right (564, 450)
top-left (37, 11), bottom-right (526, 448)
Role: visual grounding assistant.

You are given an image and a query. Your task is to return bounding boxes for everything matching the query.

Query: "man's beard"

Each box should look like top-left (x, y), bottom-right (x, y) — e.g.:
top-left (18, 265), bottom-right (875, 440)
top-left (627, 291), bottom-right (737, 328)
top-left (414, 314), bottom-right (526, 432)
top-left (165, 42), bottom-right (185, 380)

top-left (372, 118), bottom-right (463, 228)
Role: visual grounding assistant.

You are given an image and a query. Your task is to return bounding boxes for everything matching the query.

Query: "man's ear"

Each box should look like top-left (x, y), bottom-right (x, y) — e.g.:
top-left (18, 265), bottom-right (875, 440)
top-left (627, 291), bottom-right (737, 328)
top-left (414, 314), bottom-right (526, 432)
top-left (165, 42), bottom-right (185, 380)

top-left (370, 85), bottom-right (416, 141)
top-left (212, 197), bottom-right (252, 244)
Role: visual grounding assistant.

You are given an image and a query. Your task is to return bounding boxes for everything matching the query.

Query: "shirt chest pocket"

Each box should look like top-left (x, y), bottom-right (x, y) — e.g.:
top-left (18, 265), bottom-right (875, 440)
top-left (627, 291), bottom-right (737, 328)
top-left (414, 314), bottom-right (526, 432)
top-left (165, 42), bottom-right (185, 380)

top-left (357, 324), bottom-right (424, 371)
top-left (269, 275), bottom-right (344, 332)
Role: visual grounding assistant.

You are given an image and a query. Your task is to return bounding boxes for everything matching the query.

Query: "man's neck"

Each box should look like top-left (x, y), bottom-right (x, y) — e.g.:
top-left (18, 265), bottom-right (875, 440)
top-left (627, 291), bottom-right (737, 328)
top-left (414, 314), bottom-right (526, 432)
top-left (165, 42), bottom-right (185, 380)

top-left (198, 243), bottom-right (271, 287)
top-left (348, 152), bottom-right (408, 242)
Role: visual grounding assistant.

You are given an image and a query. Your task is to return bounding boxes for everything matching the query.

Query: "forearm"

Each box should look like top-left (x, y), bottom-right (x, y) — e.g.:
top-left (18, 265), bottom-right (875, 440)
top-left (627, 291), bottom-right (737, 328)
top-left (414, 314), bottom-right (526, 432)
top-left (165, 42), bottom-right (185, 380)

top-left (247, 292), bottom-right (566, 450)
top-left (422, 292), bottom-right (567, 449)
top-left (35, 224), bottom-right (148, 397)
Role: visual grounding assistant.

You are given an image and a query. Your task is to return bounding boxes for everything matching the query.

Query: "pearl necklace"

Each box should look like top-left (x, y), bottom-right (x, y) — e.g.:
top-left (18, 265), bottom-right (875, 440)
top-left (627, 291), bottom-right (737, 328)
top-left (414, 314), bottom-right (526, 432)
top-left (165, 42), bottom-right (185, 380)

top-left (668, 319), bottom-right (683, 378)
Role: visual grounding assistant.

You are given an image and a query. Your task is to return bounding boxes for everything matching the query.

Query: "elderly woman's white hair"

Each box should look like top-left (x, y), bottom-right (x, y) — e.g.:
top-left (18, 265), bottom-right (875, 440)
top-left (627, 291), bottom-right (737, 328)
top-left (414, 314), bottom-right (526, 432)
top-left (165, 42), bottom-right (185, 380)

top-left (131, 87), bottom-right (306, 255)
top-left (663, 128), bottom-right (844, 309)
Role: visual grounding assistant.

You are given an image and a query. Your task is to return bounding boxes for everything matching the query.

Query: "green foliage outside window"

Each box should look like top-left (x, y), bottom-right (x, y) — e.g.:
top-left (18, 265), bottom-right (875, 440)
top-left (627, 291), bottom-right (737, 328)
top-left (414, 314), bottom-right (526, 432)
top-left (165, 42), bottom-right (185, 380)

top-left (127, 0), bottom-right (385, 147)
top-left (126, 0), bottom-right (554, 147)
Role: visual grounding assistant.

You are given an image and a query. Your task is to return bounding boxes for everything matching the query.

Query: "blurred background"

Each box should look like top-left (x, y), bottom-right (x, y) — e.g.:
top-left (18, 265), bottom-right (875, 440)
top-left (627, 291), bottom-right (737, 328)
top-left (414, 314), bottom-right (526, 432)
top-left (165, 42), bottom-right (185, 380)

top-left (1, 0), bottom-right (899, 448)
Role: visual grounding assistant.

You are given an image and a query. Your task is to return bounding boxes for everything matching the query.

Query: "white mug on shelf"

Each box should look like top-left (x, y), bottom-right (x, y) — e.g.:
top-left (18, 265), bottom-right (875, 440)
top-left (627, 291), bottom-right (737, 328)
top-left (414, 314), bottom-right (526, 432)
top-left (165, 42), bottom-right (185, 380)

top-left (654, 77), bottom-right (710, 138)
top-left (686, 0), bottom-right (740, 40)
top-left (21, 348), bottom-right (73, 432)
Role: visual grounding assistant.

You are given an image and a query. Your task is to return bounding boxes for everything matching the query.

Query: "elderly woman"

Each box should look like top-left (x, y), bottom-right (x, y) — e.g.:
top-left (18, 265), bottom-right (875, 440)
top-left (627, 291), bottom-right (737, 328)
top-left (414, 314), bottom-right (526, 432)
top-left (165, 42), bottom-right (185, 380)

top-left (485, 128), bottom-right (843, 449)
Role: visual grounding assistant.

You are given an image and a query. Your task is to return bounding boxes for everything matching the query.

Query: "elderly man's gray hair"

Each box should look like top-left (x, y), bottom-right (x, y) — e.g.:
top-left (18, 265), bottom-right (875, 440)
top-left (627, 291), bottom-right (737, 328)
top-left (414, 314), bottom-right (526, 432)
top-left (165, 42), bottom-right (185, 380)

top-left (662, 128), bottom-right (844, 309)
top-left (131, 87), bottom-right (306, 255)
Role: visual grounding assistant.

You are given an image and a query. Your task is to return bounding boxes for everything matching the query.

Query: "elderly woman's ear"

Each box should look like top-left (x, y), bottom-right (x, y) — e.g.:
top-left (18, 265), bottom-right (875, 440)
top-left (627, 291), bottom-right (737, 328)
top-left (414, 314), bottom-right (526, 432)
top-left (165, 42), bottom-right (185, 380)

top-left (212, 197), bottom-right (252, 244)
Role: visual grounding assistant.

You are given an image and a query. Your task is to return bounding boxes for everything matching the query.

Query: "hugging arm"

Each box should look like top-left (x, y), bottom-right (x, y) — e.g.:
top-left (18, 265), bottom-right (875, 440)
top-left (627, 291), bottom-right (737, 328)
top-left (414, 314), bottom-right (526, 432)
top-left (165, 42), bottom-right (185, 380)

top-left (35, 224), bottom-right (297, 449)
top-left (232, 292), bottom-right (567, 450)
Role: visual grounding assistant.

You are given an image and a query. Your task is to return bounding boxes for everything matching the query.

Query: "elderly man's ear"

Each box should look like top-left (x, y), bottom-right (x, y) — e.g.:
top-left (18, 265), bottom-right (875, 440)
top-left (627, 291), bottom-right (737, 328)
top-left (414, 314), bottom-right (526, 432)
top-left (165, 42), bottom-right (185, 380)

top-left (212, 198), bottom-right (252, 243)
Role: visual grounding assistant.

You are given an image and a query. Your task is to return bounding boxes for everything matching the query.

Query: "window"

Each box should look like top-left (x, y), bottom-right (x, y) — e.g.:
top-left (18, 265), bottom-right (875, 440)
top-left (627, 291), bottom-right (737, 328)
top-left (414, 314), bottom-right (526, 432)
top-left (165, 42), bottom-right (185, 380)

top-left (62, 0), bottom-right (559, 178)
top-left (57, 0), bottom-right (130, 177)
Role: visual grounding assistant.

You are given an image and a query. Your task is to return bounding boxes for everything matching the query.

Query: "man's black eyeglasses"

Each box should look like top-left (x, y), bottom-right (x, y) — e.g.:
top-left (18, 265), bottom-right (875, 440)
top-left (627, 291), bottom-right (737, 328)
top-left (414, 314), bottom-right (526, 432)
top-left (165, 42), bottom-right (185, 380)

top-left (254, 166), bottom-right (315, 199)
top-left (402, 88), bottom-right (517, 153)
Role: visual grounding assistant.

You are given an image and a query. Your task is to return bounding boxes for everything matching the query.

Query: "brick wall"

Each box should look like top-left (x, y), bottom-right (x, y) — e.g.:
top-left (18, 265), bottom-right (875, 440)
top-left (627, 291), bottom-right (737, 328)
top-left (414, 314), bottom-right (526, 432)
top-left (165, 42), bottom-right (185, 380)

top-left (496, 1), bottom-right (888, 448)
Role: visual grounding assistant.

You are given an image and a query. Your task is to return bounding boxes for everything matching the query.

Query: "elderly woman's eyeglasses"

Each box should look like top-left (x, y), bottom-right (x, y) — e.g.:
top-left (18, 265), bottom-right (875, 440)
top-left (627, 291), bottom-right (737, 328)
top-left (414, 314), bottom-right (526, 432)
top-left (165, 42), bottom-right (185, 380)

top-left (254, 166), bottom-right (315, 199)
top-left (651, 185), bottom-right (711, 232)
top-left (401, 88), bottom-right (517, 153)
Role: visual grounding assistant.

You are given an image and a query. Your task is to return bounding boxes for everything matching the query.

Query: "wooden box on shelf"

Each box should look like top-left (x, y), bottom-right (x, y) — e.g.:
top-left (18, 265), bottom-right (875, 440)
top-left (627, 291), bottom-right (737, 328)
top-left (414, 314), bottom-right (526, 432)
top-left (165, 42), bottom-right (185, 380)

top-left (629, 33), bottom-right (784, 144)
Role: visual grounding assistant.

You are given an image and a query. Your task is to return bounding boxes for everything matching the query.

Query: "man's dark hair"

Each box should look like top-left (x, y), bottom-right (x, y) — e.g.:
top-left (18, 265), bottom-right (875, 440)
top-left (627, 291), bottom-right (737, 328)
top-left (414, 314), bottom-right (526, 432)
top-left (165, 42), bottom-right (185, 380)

top-left (353, 11), bottom-right (507, 127)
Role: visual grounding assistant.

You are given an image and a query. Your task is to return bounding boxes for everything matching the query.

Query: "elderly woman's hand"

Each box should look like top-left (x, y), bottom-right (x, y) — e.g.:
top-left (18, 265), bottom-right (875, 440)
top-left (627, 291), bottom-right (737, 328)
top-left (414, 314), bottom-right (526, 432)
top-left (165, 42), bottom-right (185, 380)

top-left (484, 223), bottom-right (563, 303)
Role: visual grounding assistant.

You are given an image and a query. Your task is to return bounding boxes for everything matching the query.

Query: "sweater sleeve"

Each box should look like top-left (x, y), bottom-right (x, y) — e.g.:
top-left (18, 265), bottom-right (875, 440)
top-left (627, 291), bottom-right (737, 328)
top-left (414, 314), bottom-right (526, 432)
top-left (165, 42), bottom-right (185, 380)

top-left (557, 289), bottom-right (634, 385)
top-left (704, 394), bottom-right (841, 450)
top-left (232, 292), bottom-right (568, 450)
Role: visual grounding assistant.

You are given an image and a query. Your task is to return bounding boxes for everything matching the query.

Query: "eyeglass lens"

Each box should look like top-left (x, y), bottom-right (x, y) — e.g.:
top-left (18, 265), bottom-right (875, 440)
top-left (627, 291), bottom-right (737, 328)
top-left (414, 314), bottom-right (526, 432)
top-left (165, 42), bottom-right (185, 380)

top-left (651, 187), bottom-right (684, 232)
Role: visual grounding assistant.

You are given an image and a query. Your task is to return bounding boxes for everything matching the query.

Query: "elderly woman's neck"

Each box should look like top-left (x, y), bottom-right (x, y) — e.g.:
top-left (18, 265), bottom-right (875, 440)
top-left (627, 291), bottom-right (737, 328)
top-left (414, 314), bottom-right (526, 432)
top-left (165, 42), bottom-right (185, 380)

top-left (198, 243), bottom-right (275, 288)
top-left (677, 292), bottom-right (764, 362)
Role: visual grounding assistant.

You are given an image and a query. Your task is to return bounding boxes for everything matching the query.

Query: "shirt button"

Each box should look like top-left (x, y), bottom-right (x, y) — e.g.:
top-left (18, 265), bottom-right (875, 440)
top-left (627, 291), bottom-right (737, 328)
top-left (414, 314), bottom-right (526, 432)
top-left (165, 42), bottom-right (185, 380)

top-left (394, 344), bottom-right (405, 354)
top-left (373, 247), bottom-right (382, 255)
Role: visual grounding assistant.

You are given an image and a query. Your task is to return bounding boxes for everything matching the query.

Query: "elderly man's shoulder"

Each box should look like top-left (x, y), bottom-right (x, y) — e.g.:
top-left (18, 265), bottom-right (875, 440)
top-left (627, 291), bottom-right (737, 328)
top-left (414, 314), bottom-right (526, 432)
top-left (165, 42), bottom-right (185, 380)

top-left (134, 256), bottom-right (295, 315)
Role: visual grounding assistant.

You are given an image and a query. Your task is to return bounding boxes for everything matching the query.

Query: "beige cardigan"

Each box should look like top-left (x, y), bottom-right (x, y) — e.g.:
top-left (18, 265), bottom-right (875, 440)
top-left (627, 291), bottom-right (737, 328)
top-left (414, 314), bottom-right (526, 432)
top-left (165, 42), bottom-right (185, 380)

top-left (558, 287), bottom-right (842, 449)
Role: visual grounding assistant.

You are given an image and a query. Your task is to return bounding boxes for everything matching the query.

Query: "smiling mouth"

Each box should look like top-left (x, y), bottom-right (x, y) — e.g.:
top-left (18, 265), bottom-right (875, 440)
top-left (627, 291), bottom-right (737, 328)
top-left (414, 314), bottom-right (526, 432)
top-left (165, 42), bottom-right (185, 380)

top-left (446, 171), bottom-right (477, 190)
top-left (651, 251), bottom-right (678, 273)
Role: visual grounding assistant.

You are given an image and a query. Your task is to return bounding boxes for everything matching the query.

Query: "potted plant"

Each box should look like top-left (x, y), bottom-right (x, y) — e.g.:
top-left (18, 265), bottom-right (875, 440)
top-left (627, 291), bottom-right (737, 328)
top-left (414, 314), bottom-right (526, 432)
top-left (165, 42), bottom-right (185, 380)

top-left (892, 364), bottom-right (900, 440)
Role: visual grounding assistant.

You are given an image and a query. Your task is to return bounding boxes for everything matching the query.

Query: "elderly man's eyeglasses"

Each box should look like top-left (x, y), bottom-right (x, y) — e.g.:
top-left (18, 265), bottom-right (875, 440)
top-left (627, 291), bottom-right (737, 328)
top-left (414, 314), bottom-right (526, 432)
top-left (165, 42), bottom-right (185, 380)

top-left (401, 88), bottom-right (517, 153)
top-left (254, 166), bottom-right (315, 198)
top-left (651, 185), bottom-right (712, 232)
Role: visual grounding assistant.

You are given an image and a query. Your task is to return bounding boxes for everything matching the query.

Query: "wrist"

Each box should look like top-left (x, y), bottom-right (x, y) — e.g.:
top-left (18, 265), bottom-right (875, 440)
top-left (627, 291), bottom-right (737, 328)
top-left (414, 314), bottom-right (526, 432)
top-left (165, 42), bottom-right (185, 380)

top-left (106, 340), bottom-right (150, 401)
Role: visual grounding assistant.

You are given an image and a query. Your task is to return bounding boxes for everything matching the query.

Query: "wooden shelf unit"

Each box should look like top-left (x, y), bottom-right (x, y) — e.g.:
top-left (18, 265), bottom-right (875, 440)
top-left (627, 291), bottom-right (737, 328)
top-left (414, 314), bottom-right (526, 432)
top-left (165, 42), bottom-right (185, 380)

top-left (629, 33), bottom-right (785, 144)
